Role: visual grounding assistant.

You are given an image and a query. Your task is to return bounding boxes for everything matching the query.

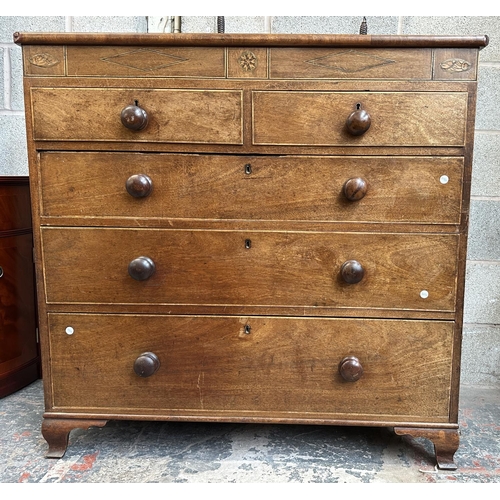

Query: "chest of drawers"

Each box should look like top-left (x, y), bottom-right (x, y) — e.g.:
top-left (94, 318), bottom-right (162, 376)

top-left (15, 32), bottom-right (488, 469)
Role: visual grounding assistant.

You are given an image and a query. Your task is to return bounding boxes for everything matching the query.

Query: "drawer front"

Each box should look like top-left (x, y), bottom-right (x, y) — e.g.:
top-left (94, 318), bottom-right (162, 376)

top-left (42, 228), bottom-right (458, 312)
top-left (48, 313), bottom-right (453, 422)
top-left (252, 91), bottom-right (468, 147)
top-left (30, 88), bottom-right (243, 144)
top-left (40, 152), bottom-right (463, 225)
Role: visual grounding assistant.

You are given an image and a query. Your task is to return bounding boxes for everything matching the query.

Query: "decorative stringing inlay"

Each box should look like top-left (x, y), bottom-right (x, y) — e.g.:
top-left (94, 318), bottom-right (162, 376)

top-left (305, 49), bottom-right (395, 73)
top-left (29, 53), bottom-right (59, 68)
top-left (238, 51), bottom-right (258, 72)
top-left (440, 58), bottom-right (472, 73)
top-left (101, 48), bottom-right (189, 72)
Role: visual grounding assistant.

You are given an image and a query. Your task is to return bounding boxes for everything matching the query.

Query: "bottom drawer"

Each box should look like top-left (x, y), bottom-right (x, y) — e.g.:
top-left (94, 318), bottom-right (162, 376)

top-left (47, 314), bottom-right (454, 423)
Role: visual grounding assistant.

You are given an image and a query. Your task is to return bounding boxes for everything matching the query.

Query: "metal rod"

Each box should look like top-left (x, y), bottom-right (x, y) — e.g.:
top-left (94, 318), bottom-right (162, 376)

top-left (173, 16), bottom-right (181, 33)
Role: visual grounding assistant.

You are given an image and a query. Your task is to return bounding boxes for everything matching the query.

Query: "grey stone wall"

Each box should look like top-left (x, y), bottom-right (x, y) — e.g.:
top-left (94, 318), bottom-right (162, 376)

top-left (0, 16), bottom-right (147, 175)
top-left (1, 16), bottom-right (499, 387)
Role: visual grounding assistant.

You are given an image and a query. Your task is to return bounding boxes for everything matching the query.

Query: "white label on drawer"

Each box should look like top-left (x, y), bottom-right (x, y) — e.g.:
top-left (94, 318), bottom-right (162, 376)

top-left (65, 326), bottom-right (74, 335)
top-left (440, 175), bottom-right (449, 184)
top-left (420, 290), bottom-right (429, 299)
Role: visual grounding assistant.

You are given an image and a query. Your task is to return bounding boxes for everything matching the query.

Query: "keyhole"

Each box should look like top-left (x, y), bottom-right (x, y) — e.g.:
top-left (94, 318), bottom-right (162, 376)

top-left (244, 325), bottom-right (251, 334)
top-left (134, 100), bottom-right (139, 106)
top-left (356, 103), bottom-right (361, 109)
top-left (245, 239), bottom-right (252, 249)
top-left (245, 164), bottom-right (252, 175)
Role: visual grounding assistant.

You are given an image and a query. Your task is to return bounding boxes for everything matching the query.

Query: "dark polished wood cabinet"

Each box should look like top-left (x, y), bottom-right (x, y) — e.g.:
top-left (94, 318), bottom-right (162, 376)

top-left (14, 32), bottom-right (488, 468)
top-left (0, 176), bottom-right (40, 398)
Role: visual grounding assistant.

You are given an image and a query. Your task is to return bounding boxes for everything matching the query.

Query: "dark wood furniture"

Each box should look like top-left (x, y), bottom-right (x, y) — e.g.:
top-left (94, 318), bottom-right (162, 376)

top-left (14, 32), bottom-right (488, 468)
top-left (0, 176), bottom-right (40, 398)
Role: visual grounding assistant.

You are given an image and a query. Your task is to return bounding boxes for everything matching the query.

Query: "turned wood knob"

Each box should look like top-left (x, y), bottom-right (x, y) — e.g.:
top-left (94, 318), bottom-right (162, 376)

top-left (340, 260), bottom-right (364, 284)
top-left (343, 177), bottom-right (368, 201)
top-left (126, 174), bottom-right (153, 198)
top-left (339, 356), bottom-right (364, 382)
top-left (121, 103), bottom-right (149, 131)
top-left (346, 104), bottom-right (371, 136)
top-left (134, 352), bottom-right (160, 377)
top-left (128, 256), bottom-right (156, 281)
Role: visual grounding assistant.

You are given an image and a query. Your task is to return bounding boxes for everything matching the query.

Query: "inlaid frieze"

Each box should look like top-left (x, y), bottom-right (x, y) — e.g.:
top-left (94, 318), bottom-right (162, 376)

top-left (100, 48), bottom-right (189, 72)
top-left (228, 48), bottom-right (268, 79)
top-left (23, 46), bottom-right (65, 75)
top-left (440, 58), bottom-right (472, 73)
top-left (433, 48), bottom-right (477, 81)
top-left (305, 50), bottom-right (396, 73)
top-left (29, 52), bottom-right (60, 68)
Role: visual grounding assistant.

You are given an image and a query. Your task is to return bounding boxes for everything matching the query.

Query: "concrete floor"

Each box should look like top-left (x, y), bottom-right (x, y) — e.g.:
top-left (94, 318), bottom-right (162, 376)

top-left (0, 379), bottom-right (499, 483)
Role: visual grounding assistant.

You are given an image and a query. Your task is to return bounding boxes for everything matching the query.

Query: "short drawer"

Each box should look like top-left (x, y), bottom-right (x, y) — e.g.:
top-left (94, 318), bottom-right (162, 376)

top-left (47, 313), bottom-right (454, 422)
top-left (39, 152), bottom-right (464, 225)
top-left (252, 91), bottom-right (468, 147)
top-left (30, 87), bottom-right (243, 144)
top-left (41, 228), bottom-right (458, 312)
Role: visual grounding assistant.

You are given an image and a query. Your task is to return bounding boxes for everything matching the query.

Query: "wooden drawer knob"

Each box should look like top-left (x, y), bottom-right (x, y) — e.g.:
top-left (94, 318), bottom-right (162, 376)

top-left (121, 103), bottom-right (149, 131)
top-left (346, 104), bottom-right (371, 136)
top-left (343, 177), bottom-right (367, 201)
top-left (134, 352), bottom-right (160, 377)
top-left (340, 260), bottom-right (364, 284)
top-left (339, 356), bottom-right (364, 382)
top-left (126, 174), bottom-right (153, 198)
top-left (128, 256), bottom-right (156, 281)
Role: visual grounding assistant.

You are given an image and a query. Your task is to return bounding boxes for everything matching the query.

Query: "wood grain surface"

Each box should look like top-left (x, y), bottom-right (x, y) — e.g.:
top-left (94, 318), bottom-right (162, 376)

top-left (252, 91), bottom-right (468, 146)
top-left (38, 152), bottom-right (464, 225)
top-left (47, 313), bottom-right (454, 421)
top-left (41, 227), bottom-right (458, 312)
top-left (31, 88), bottom-right (243, 144)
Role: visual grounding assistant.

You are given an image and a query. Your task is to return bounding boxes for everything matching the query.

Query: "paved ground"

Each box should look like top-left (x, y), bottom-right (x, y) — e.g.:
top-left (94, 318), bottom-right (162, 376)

top-left (0, 380), bottom-right (498, 483)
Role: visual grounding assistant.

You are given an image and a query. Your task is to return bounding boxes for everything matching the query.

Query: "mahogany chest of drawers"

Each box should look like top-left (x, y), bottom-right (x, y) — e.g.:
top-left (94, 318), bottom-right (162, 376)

top-left (15, 32), bottom-right (488, 469)
top-left (0, 176), bottom-right (39, 398)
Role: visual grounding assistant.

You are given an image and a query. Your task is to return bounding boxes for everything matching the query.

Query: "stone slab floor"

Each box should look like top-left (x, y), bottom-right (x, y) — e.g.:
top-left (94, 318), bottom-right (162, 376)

top-left (0, 380), bottom-right (499, 483)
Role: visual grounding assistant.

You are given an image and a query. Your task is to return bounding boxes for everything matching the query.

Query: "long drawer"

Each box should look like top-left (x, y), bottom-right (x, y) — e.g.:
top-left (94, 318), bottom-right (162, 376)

top-left (47, 313), bottom-right (454, 422)
top-left (39, 152), bottom-right (464, 225)
top-left (41, 228), bottom-right (458, 312)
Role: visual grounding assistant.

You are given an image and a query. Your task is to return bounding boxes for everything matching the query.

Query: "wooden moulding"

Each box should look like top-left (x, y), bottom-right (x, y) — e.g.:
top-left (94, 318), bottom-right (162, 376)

top-left (13, 32), bottom-right (489, 49)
